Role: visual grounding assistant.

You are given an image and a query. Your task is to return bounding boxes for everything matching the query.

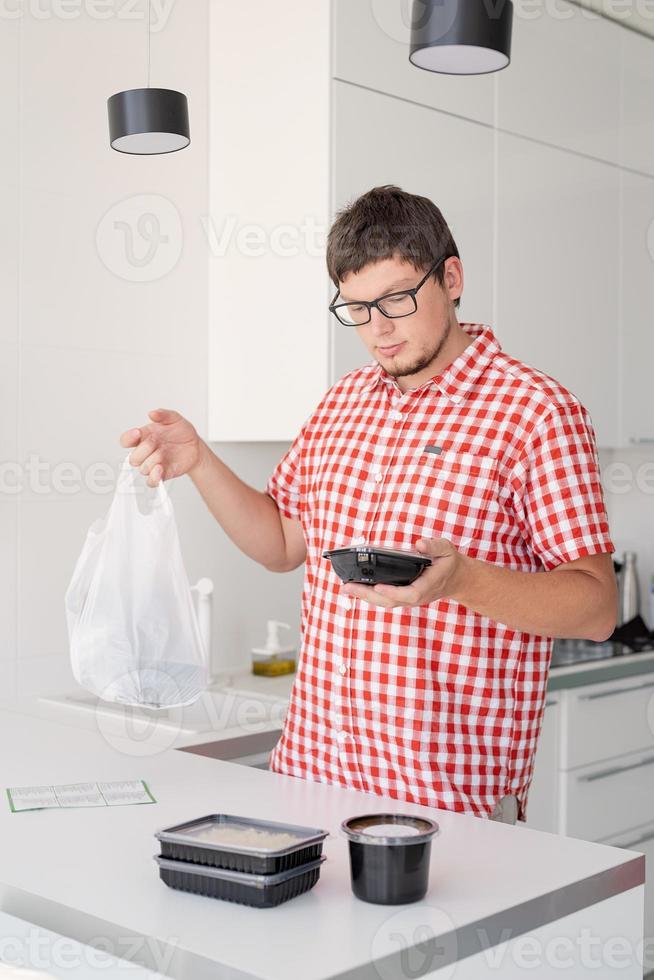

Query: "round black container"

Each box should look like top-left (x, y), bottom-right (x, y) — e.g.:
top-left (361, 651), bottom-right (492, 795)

top-left (341, 813), bottom-right (439, 905)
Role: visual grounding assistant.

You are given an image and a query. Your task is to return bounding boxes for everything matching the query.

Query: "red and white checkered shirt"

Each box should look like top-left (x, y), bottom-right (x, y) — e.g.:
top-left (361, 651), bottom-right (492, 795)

top-left (265, 324), bottom-right (614, 819)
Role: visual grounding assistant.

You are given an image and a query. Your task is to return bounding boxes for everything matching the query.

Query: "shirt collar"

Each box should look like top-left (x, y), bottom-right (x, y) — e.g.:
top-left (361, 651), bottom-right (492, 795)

top-left (358, 323), bottom-right (501, 402)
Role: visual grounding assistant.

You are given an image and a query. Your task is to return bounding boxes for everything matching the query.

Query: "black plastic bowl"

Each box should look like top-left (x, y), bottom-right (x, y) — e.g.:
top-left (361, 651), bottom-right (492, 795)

top-left (341, 813), bottom-right (439, 905)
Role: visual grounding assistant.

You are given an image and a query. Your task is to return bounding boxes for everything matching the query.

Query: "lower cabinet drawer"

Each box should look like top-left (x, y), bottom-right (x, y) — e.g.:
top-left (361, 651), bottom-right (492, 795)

top-left (562, 674), bottom-right (654, 769)
top-left (604, 822), bottom-right (654, 973)
top-left (564, 748), bottom-right (654, 841)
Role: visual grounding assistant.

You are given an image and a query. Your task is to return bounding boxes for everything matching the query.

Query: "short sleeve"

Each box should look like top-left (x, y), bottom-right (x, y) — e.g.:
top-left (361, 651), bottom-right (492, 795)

top-left (510, 401), bottom-right (615, 570)
top-left (265, 418), bottom-right (311, 522)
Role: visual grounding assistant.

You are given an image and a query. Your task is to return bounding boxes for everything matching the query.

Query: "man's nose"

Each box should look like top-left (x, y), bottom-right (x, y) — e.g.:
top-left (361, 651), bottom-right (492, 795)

top-left (369, 308), bottom-right (395, 336)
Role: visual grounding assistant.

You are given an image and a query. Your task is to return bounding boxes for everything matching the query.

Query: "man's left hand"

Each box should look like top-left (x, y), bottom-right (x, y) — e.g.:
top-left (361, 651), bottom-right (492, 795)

top-left (341, 537), bottom-right (467, 608)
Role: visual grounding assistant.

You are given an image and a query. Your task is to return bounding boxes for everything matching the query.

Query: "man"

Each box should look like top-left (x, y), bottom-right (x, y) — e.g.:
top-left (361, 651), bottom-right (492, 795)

top-left (121, 185), bottom-right (617, 824)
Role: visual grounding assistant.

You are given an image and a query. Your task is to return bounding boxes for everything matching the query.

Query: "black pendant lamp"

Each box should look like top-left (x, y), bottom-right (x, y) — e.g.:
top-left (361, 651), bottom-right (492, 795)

top-left (107, 0), bottom-right (190, 154)
top-left (409, 0), bottom-right (513, 75)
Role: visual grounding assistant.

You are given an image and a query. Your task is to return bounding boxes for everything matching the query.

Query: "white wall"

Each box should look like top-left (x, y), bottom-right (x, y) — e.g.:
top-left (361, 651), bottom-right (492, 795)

top-left (0, 1), bottom-right (303, 697)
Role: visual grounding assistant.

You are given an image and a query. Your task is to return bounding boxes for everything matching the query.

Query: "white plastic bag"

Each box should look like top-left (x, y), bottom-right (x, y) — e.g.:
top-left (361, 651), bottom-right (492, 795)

top-left (65, 455), bottom-right (208, 709)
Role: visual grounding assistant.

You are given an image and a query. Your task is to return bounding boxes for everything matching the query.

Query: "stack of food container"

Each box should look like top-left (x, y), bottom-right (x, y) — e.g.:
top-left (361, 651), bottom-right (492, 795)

top-left (153, 813), bottom-right (329, 908)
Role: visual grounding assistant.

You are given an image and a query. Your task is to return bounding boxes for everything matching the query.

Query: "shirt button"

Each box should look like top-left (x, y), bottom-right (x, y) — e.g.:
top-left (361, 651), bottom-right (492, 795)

top-left (353, 535), bottom-right (366, 545)
top-left (336, 731), bottom-right (350, 744)
top-left (374, 471), bottom-right (383, 483)
top-left (391, 410), bottom-right (402, 422)
top-left (339, 664), bottom-right (347, 676)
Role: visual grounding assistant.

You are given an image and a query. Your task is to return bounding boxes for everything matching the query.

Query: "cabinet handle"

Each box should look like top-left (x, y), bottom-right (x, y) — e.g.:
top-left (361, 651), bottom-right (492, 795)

top-left (544, 699), bottom-right (558, 707)
top-left (619, 827), bottom-right (654, 850)
top-left (579, 755), bottom-right (654, 783)
top-left (578, 680), bottom-right (654, 701)
top-left (629, 438), bottom-right (654, 444)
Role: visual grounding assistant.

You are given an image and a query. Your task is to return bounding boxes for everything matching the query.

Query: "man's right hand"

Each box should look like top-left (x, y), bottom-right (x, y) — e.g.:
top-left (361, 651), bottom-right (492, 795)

top-left (119, 409), bottom-right (204, 487)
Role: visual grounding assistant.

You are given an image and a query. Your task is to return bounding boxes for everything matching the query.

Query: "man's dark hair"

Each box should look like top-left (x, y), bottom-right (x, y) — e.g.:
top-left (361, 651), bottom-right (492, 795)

top-left (326, 185), bottom-right (461, 308)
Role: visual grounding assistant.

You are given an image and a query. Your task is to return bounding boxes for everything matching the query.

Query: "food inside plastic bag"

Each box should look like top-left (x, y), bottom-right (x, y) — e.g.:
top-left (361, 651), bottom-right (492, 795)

top-left (65, 455), bottom-right (208, 709)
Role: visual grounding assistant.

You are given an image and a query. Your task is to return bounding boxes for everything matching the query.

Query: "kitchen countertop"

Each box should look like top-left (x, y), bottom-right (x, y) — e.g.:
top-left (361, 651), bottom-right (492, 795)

top-left (546, 649), bottom-right (654, 691)
top-left (0, 707), bottom-right (645, 980)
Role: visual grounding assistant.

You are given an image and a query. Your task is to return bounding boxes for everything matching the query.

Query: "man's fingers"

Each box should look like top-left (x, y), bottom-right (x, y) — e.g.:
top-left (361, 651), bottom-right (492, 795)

top-left (148, 408), bottom-right (180, 424)
top-left (139, 450), bottom-right (161, 477)
top-left (415, 536), bottom-right (453, 558)
top-left (129, 436), bottom-right (157, 468)
top-left (120, 427), bottom-right (141, 449)
top-left (146, 463), bottom-right (164, 488)
top-left (342, 584), bottom-right (399, 608)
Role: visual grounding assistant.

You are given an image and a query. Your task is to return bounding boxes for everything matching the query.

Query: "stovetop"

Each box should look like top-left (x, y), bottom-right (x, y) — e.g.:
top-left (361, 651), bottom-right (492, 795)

top-left (550, 639), bottom-right (654, 668)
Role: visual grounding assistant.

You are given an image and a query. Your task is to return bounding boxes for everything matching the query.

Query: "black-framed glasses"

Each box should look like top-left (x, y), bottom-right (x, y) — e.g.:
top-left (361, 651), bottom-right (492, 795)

top-left (328, 255), bottom-right (447, 327)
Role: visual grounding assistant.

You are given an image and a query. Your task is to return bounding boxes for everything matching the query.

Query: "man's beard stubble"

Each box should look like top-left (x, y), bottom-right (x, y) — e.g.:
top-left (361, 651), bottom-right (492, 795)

top-left (383, 317), bottom-right (452, 380)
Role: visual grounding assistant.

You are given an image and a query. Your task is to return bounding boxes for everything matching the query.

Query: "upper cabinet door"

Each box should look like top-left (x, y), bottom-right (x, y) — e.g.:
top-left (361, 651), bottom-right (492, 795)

top-left (208, 0), bottom-right (331, 442)
top-left (498, 2), bottom-right (620, 165)
top-left (331, 81), bottom-right (495, 383)
top-left (620, 30), bottom-right (654, 178)
top-left (332, 0), bottom-right (495, 126)
top-left (619, 171), bottom-right (654, 447)
top-left (496, 132), bottom-right (620, 448)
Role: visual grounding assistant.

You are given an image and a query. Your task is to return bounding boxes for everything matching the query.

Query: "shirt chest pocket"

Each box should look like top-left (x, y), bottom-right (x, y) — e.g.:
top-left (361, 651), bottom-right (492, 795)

top-left (403, 449), bottom-right (501, 546)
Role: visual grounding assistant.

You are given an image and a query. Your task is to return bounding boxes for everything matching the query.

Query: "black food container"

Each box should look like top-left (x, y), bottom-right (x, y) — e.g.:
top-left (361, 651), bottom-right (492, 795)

top-left (341, 813), bottom-right (439, 905)
top-left (154, 854), bottom-right (326, 908)
top-left (323, 546), bottom-right (432, 586)
top-left (155, 813), bottom-right (329, 874)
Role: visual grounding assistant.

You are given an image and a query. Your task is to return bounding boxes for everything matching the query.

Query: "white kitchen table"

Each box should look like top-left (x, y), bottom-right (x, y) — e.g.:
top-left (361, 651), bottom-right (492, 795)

top-left (0, 706), bottom-right (645, 980)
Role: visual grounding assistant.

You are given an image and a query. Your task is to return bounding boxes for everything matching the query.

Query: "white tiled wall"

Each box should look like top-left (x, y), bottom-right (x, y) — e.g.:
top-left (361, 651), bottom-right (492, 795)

top-left (0, 1), bottom-right (304, 695)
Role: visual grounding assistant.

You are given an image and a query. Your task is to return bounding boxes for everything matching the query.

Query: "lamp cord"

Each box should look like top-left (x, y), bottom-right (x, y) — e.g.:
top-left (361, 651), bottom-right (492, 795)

top-left (147, 0), bottom-right (151, 87)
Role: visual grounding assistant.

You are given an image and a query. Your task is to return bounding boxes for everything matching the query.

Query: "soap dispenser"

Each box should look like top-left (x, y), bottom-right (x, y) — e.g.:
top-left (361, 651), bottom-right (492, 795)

top-left (251, 620), bottom-right (296, 677)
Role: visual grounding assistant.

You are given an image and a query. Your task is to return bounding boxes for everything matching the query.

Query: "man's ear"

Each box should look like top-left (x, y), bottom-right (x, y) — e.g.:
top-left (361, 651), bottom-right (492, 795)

top-left (444, 257), bottom-right (464, 303)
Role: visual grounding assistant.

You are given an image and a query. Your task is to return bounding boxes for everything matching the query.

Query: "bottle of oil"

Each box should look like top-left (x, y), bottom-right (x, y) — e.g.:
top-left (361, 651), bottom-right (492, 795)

top-left (251, 621), bottom-right (296, 677)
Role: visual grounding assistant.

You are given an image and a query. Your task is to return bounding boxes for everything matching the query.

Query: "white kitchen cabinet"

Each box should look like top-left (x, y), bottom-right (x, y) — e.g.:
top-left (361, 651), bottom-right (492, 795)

top-left (525, 697), bottom-right (561, 834)
top-left (496, 132), bottom-right (620, 447)
top-left (208, 0), bottom-right (653, 448)
top-left (207, 0), bottom-right (331, 441)
top-left (527, 667), bottom-right (654, 966)
top-left (619, 170), bottom-right (654, 447)
top-left (565, 747), bottom-right (654, 842)
top-left (497, 2), bottom-right (620, 165)
top-left (620, 29), bottom-right (654, 178)
top-left (605, 822), bottom-right (654, 974)
top-left (331, 81), bottom-right (495, 381)
top-left (563, 674), bottom-right (654, 770)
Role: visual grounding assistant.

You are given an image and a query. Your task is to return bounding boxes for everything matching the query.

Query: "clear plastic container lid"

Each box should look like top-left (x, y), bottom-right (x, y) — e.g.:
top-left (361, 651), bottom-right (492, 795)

top-left (155, 813), bottom-right (328, 856)
top-left (341, 813), bottom-right (439, 846)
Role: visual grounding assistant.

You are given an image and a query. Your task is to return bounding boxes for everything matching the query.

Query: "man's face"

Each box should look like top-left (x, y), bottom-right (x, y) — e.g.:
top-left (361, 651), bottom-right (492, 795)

top-left (337, 255), bottom-right (462, 382)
